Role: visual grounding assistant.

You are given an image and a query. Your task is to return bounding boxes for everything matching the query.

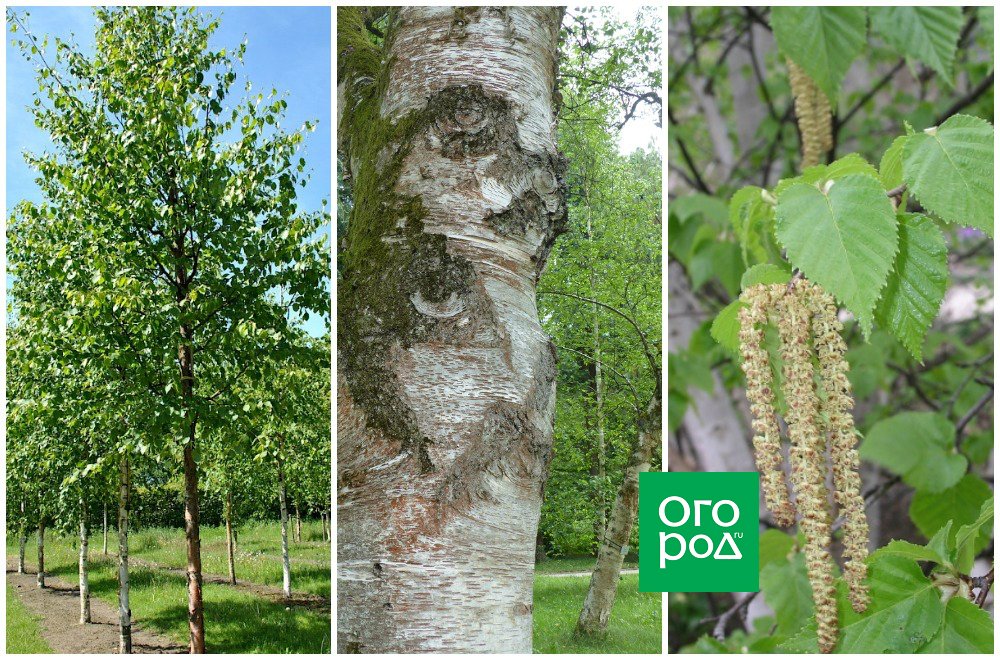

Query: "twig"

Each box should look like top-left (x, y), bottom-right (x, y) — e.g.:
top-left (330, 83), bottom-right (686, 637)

top-left (973, 567), bottom-right (994, 608)
top-left (935, 71), bottom-right (994, 125)
top-left (836, 60), bottom-right (906, 134)
top-left (700, 591), bottom-right (759, 640)
top-left (668, 107), bottom-right (714, 195)
top-left (956, 388), bottom-right (994, 440)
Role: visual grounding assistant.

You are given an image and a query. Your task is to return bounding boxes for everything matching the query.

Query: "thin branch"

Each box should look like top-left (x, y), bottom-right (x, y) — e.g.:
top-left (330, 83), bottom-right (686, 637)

top-left (667, 107), bottom-right (714, 195)
top-left (699, 591), bottom-right (759, 640)
top-left (935, 71), bottom-right (994, 125)
top-left (973, 567), bottom-right (994, 608)
top-left (836, 59), bottom-right (906, 134)
top-left (956, 388), bottom-right (994, 440)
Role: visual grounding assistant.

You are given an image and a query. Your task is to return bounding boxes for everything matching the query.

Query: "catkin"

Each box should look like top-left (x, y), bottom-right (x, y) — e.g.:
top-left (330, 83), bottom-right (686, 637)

top-left (774, 287), bottom-right (838, 654)
top-left (787, 59), bottom-right (833, 168)
top-left (739, 286), bottom-right (796, 527)
top-left (803, 282), bottom-right (870, 613)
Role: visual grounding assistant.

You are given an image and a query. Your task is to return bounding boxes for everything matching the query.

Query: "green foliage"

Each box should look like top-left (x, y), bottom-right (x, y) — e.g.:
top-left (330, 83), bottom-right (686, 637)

top-left (770, 7), bottom-right (867, 101)
top-left (870, 7), bottom-right (963, 83)
top-left (860, 412), bottom-right (966, 492)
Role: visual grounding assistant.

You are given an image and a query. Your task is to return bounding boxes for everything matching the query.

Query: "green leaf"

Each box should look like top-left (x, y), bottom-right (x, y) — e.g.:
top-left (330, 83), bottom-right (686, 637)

top-left (838, 552), bottom-right (944, 653)
top-left (775, 174), bottom-right (898, 336)
top-left (870, 7), bottom-right (963, 83)
top-left (860, 411), bottom-right (966, 492)
top-left (770, 7), bottom-right (867, 101)
top-left (759, 528), bottom-right (795, 571)
top-left (916, 597), bottom-right (994, 653)
top-left (879, 136), bottom-right (907, 191)
top-left (903, 114), bottom-right (994, 237)
top-left (874, 213), bottom-right (948, 361)
top-left (910, 474), bottom-right (993, 543)
top-left (761, 553), bottom-right (814, 636)
top-left (953, 497), bottom-right (993, 574)
top-left (711, 300), bottom-right (744, 356)
top-left (740, 263), bottom-right (791, 290)
top-left (879, 539), bottom-right (946, 566)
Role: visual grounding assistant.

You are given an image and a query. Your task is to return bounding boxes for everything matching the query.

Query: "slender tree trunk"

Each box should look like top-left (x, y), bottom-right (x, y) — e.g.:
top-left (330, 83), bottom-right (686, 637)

top-left (337, 7), bottom-right (566, 653)
top-left (225, 489), bottom-right (237, 585)
top-left (588, 208), bottom-right (607, 541)
top-left (80, 498), bottom-right (91, 624)
top-left (118, 456), bottom-right (132, 654)
top-left (36, 520), bottom-right (45, 588)
top-left (295, 502), bottom-right (302, 543)
top-left (278, 461), bottom-right (291, 598)
top-left (18, 500), bottom-right (27, 574)
top-left (320, 510), bottom-right (327, 542)
top-left (576, 393), bottom-right (661, 636)
top-left (103, 503), bottom-right (109, 557)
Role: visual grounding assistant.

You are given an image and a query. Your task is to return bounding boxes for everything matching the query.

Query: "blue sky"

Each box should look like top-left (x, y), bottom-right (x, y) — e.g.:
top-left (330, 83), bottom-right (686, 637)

top-left (6, 6), bottom-right (331, 336)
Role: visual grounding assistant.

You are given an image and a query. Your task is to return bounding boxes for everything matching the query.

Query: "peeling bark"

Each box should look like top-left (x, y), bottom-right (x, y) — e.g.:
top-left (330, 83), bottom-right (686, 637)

top-left (337, 6), bottom-right (566, 653)
top-left (225, 490), bottom-right (237, 585)
top-left (36, 520), bottom-right (45, 588)
top-left (278, 461), bottom-right (292, 598)
top-left (118, 456), bottom-right (132, 654)
top-left (80, 498), bottom-right (91, 624)
top-left (576, 393), bottom-right (661, 636)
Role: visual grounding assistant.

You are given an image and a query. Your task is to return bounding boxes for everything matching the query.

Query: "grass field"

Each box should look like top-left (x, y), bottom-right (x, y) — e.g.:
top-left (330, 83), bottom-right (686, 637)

top-left (534, 556), bottom-right (639, 574)
top-left (6, 582), bottom-right (54, 653)
top-left (8, 521), bottom-right (330, 653)
top-left (533, 559), bottom-right (660, 654)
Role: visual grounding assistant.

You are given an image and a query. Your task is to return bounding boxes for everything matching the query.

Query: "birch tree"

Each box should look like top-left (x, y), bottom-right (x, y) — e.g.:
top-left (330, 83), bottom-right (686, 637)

top-left (337, 6), bottom-right (567, 652)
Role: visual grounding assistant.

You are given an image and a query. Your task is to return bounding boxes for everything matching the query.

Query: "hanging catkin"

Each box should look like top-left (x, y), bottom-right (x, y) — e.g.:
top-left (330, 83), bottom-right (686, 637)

top-left (774, 286), bottom-right (838, 653)
top-left (739, 285), bottom-right (795, 527)
top-left (738, 281), bottom-right (870, 653)
top-left (803, 282), bottom-right (870, 613)
top-left (787, 59), bottom-right (833, 168)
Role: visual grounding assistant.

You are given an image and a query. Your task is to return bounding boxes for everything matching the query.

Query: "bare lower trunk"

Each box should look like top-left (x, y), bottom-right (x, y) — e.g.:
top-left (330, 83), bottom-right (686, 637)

top-left (118, 456), bottom-right (132, 654)
top-left (225, 490), bottom-right (237, 585)
top-left (295, 503), bottom-right (302, 543)
top-left (320, 510), bottom-right (328, 542)
top-left (576, 393), bottom-right (662, 636)
top-left (183, 440), bottom-right (205, 653)
top-left (278, 463), bottom-right (291, 598)
top-left (36, 521), bottom-right (45, 588)
top-left (18, 501), bottom-right (27, 574)
top-left (80, 498), bottom-right (91, 624)
top-left (337, 6), bottom-right (565, 653)
top-left (103, 504), bottom-right (108, 556)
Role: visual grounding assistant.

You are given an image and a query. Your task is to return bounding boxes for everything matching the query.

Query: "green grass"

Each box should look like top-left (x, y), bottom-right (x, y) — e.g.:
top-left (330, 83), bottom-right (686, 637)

top-left (533, 574), bottom-right (660, 653)
top-left (6, 582), bottom-right (54, 653)
top-left (9, 522), bottom-right (330, 654)
top-left (534, 556), bottom-right (639, 575)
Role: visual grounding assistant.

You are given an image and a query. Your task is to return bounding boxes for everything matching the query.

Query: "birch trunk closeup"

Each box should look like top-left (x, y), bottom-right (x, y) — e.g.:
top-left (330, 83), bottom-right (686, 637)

top-left (118, 456), bottom-right (132, 654)
top-left (337, 6), bottom-right (566, 653)
top-left (278, 462), bottom-right (292, 598)
top-left (80, 498), bottom-right (91, 624)
top-left (36, 521), bottom-right (45, 588)
top-left (576, 392), bottom-right (662, 636)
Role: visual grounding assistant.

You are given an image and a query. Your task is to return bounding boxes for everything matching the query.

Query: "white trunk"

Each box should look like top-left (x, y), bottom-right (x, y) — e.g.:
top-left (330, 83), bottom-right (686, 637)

top-left (278, 463), bottom-right (292, 598)
top-left (80, 498), bottom-right (91, 624)
top-left (103, 503), bottom-right (108, 556)
top-left (337, 7), bottom-right (565, 653)
top-left (295, 502), bottom-right (302, 543)
top-left (118, 456), bottom-right (132, 654)
top-left (577, 393), bottom-right (661, 635)
top-left (225, 490), bottom-right (237, 585)
top-left (36, 521), bottom-right (45, 588)
top-left (18, 500), bottom-right (26, 574)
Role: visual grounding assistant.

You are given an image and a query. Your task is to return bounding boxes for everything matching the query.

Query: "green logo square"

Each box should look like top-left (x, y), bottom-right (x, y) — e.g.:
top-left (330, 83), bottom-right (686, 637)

top-left (639, 472), bottom-right (759, 592)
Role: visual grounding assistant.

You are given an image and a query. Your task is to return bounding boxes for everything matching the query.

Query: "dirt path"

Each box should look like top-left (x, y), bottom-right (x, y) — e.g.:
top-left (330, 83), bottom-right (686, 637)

top-left (542, 568), bottom-right (640, 578)
top-left (128, 557), bottom-right (330, 611)
top-left (6, 565), bottom-right (184, 654)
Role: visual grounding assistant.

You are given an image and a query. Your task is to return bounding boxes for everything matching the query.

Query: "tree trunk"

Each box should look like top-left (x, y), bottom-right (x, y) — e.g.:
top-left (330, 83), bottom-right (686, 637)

top-left (103, 503), bottom-right (109, 557)
top-left (576, 392), bottom-right (661, 636)
top-left (225, 490), bottom-right (237, 585)
top-left (36, 520), bottom-right (45, 588)
top-left (337, 6), bottom-right (566, 652)
top-left (588, 208), bottom-right (607, 541)
top-left (295, 502), bottom-right (302, 543)
top-left (320, 510), bottom-right (328, 542)
top-left (278, 462), bottom-right (291, 598)
top-left (18, 500), bottom-right (27, 574)
top-left (118, 456), bottom-right (132, 654)
top-left (80, 498), bottom-right (91, 624)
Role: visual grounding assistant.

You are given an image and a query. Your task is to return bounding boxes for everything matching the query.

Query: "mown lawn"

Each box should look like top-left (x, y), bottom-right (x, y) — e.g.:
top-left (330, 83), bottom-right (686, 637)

top-left (6, 581), bottom-right (54, 653)
top-left (9, 522), bottom-right (330, 654)
top-left (534, 556), bottom-right (638, 575)
top-left (533, 561), bottom-right (660, 654)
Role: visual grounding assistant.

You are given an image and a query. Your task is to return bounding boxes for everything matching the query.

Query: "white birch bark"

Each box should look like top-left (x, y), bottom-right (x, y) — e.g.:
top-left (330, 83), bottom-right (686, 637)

top-left (577, 393), bottom-right (661, 635)
top-left (225, 490), bottom-right (237, 585)
top-left (80, 498), bottom-right (91, 624)
top-left (278, 462), bottom-right (292, 598)
top-left (36, 521), bottom-right (45, 588)
top-left (118, 456), bottom-right (132, 654)
top-left (338, 6), bottom-right (566, 653)
top-left (18, 500), bottom-right (27, 574)
top-left (103, 503), bottom-right (109, 557)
